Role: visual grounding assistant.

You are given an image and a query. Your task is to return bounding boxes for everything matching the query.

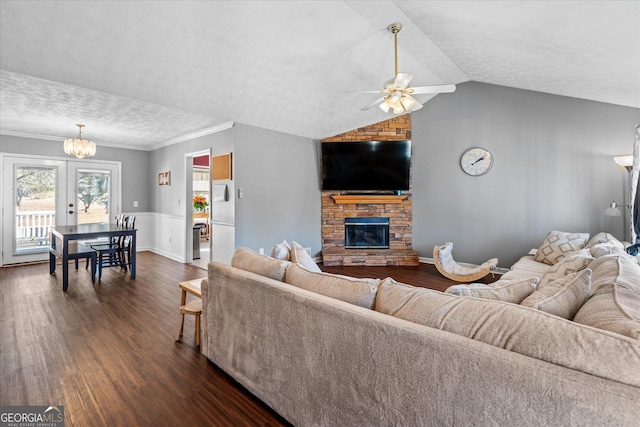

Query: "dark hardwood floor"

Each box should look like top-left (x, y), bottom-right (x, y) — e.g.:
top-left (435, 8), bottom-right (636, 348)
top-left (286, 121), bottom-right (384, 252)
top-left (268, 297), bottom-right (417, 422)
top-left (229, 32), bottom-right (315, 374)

top-left (1, 252), bottom-right (498, 426)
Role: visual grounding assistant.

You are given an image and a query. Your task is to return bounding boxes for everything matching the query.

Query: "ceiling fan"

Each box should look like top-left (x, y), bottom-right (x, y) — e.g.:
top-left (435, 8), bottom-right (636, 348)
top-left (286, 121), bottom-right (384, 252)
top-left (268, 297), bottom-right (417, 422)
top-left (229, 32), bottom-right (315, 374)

top-left (359, 23), bottom-right (456, 114)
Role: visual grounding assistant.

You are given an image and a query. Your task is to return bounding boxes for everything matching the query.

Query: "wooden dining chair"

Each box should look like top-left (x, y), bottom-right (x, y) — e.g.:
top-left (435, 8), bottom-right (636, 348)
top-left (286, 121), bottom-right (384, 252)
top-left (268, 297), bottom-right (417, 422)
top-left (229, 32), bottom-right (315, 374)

top-left (90, 215), bottom-right (136, 280)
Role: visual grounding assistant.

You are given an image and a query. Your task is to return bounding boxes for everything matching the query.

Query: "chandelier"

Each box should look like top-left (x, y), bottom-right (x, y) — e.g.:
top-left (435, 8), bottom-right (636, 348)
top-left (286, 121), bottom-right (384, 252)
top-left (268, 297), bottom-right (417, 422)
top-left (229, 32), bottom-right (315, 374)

top-left (63, 124), bottom-right (96, 158)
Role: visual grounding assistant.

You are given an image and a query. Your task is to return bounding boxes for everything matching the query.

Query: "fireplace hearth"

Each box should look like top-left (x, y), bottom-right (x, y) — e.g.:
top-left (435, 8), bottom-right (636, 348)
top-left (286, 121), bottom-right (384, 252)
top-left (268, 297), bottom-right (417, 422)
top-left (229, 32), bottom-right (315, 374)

top-left (344, 217), bottom-right (389, 249)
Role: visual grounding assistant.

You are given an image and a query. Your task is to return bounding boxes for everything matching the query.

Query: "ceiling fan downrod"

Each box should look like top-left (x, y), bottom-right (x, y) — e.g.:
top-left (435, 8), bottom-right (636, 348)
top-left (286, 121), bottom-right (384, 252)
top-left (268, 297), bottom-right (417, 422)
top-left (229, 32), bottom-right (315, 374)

top-left (388, 23), bottom-right (402, 77)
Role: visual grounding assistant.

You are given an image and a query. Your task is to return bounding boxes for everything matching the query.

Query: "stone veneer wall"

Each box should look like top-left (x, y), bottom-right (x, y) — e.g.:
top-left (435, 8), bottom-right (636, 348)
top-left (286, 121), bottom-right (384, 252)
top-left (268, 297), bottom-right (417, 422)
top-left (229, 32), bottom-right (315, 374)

top-left (321, 115), bottom-right (418, 266)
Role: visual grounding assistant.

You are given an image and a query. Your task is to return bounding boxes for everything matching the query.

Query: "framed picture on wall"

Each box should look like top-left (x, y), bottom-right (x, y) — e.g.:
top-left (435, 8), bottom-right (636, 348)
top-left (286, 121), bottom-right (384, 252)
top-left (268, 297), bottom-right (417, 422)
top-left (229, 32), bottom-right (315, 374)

top-left (158, 171), bottom-right (171, 186)
top-left (212, 153), bottom-right (232, 181)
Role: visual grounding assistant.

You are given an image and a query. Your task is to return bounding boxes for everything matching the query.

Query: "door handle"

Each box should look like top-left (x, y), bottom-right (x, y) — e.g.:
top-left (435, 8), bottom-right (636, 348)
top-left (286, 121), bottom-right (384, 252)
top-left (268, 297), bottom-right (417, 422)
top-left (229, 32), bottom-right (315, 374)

top-left (68, 203), bottom-right (74, 207)
top-left (68, 211), bottom-right (75, 214)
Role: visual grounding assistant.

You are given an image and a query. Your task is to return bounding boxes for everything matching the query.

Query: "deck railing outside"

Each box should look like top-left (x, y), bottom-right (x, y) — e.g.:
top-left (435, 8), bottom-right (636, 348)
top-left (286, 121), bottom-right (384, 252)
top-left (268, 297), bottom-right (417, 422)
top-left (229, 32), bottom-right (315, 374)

top-left (16, 210), bottom-right (55, 248)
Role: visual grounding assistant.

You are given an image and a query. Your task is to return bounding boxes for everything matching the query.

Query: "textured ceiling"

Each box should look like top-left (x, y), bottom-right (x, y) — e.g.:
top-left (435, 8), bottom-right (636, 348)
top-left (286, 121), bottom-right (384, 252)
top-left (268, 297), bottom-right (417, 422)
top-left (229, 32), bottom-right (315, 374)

top-left (0, 1), bottom-right (638, 150)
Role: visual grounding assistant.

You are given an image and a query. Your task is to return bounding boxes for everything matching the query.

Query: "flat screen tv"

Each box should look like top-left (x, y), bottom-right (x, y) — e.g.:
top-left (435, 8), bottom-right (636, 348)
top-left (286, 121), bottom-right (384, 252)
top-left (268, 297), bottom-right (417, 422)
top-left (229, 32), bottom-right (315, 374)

top-left (321, 140), bottom-right (411, 191)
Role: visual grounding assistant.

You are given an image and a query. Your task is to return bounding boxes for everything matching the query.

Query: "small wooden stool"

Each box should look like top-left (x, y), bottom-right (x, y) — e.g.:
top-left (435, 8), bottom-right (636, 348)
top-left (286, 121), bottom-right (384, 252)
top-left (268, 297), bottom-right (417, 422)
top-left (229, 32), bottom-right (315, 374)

top-left (175, 300), bottom-right (202, 346)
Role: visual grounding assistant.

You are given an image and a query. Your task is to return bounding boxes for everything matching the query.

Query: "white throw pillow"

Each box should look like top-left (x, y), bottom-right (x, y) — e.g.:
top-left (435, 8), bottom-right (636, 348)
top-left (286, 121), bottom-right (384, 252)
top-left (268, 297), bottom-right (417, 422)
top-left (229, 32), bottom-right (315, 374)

top-left (444, 277), bottom-right (538, 304)
top-left (585, 232), bottom-right (624, 250)
top-left (290, 241), bottom-right (321, 272)
top-left (270, 239), bottom-right (291, 260)
top-left (537, 249), bottom-right (593, 287)
top-left (520, 269), bottom-right (592, 319)
top-left (533, 231), bottom-right (589, 265)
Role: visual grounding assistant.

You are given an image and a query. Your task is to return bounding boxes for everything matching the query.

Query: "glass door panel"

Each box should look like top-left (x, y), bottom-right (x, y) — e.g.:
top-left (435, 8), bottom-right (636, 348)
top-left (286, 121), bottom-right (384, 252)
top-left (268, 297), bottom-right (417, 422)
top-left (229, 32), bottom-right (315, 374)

top-left (67, 162), bottom-right (119, 226)
top-left (2, 157), bottom-right (67, 265)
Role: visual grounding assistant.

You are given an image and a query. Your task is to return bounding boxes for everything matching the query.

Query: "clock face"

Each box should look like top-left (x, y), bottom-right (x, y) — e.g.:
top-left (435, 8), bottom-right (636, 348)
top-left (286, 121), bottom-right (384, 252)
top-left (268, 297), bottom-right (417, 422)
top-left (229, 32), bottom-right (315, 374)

top-left (460, 147), bottom-right (494, 176)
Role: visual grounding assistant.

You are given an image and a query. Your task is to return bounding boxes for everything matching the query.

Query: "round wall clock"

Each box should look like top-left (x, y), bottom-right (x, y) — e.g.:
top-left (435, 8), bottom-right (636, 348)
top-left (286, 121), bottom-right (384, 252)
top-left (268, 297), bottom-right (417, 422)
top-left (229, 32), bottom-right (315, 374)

top-left (460, 147), bottom-right (494, 176)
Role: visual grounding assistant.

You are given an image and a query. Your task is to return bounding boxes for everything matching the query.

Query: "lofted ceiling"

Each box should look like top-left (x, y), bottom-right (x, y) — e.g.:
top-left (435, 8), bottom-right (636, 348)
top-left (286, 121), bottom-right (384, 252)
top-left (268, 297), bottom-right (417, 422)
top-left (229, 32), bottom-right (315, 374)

top-left (1, 1), bottom-right (638, 150)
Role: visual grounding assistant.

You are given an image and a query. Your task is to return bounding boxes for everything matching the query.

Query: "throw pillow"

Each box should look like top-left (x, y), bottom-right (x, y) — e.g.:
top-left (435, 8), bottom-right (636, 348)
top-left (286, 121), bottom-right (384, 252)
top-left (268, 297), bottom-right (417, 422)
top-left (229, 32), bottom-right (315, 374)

top-left (231, 247), bottom-right (291, 281)
top-left (284, 264), bottom-right (380, 309)
top-left (270, 239), bottom-right (291, 260)
top-left (290, 241), bottom-right (321, 272)
top-left (537, 249), bottom-right (593, 287)
top-left (520, 269), bottom-right (592, 319)
top-left (533, 231), bottom-right (589, 265)
top-left (585, 232), bottom-right (624, 250)
top-left (444, 277), bottom-right (538, 304)
top-left (589, 242), bottom-right (627, 258)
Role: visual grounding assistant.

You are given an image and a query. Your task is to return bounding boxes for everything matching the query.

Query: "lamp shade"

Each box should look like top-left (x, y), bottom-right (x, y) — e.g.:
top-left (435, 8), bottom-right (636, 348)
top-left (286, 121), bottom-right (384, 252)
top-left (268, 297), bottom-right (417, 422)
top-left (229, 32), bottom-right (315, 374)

top-left (614, 155), bottom-right (633, 168)
top-left (605, 201), bottom-right (622, 216)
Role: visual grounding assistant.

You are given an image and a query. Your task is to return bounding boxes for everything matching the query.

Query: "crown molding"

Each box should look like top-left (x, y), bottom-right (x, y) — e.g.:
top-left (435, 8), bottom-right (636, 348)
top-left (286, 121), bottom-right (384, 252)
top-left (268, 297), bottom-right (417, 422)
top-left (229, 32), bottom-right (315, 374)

top-left (149, 121), bottom-right (235, 151)
top-left (0, 121), bottom-right (235, 152)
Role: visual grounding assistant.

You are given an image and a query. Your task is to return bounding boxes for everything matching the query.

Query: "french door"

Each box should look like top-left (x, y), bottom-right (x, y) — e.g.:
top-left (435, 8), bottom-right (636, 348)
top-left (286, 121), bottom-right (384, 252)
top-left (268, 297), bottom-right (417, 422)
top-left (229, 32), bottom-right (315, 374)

top-left (1, 155), bottom-right (120, 265)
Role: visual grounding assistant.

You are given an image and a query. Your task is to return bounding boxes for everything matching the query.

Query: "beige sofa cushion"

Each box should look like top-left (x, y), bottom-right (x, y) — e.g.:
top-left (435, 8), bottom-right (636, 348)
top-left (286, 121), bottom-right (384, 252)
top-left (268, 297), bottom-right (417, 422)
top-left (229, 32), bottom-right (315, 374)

top-left (500, 255), bottom-right (550, 281)
top-left (533, 231), bottom-right (589, 265)
top-left (374, 278), bottom-right (640, 387)
top-left (231, 247), bottom-right (291, 281)
top-left (573, 255), bottom-right (640, 339)
top-left (537, 249), bottom-right (593, 287)
top-left (520, 269), bottom-right (591, 319)
top-left (284, 263), bottom-right (380, 309)
top-left (290, 241), bottom-right (322, 272)
top-left (444, 277), bottom-right (537, 303)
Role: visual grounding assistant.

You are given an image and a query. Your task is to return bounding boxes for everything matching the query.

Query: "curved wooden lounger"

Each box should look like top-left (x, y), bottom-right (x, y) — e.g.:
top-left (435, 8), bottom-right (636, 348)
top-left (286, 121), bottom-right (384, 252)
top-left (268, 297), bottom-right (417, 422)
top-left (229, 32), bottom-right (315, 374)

top-left (433, 242), bottom-right (498, 283)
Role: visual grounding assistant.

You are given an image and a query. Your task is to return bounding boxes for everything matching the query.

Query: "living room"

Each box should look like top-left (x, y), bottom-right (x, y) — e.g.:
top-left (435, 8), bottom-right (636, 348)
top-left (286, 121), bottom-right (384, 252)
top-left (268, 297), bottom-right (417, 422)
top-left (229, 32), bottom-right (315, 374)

top-left (1, 1), bottom-right (639, 425)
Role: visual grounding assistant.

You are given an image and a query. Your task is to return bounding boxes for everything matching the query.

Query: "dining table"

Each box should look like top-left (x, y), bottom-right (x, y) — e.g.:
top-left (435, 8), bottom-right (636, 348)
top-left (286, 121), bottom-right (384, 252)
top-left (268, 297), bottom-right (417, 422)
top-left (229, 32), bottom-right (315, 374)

top-left (49, 223), bottom-right (137, 291)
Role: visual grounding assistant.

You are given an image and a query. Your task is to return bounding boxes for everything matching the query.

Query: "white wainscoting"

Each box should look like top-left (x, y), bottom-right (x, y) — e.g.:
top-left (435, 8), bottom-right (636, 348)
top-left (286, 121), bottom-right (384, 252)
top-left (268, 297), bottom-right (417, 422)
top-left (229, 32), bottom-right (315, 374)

top-left (125, 212), bottom-right (186, 263)
top-left (125, 212), bottom-right (236, 265)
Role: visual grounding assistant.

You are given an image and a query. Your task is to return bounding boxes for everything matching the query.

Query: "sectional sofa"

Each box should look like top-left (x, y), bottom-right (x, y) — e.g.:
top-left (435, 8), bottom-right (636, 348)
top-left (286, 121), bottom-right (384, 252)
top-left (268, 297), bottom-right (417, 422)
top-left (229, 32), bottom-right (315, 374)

top-left (201, 234), bottom-right (640, 426)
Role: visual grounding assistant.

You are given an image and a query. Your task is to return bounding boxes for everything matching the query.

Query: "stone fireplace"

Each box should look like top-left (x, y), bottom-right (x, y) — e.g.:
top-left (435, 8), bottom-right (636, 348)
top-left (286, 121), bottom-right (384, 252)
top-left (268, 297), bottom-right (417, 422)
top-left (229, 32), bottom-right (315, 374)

top-left (320, 116), bottom-right (419, 266)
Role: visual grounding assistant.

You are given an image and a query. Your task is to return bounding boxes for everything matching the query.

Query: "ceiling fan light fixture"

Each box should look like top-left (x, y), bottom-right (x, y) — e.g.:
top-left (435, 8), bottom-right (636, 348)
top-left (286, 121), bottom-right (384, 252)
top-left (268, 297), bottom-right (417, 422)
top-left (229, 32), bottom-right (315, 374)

top-left (379, 102), bottom-right (391, 113)
top-left (392, 105), bottom-right (405, 115)
top-left (63, 124), bottom-right (96, 159)
top-left (400, 95), bottom-right (416, 110)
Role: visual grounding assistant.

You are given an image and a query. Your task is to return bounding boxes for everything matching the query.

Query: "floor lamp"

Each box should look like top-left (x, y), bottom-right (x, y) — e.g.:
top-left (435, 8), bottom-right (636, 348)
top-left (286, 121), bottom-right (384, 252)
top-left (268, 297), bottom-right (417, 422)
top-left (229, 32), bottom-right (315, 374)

top-left (605, 155), bottom-right (634, 242)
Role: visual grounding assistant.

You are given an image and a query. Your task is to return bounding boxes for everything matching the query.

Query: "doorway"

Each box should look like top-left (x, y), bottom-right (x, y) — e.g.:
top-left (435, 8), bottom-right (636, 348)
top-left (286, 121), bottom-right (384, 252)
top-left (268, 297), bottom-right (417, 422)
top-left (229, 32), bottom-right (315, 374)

top-left (1, 155), bottom-right (120, 266)
top-left (184, 150), bottom-right (211, 269)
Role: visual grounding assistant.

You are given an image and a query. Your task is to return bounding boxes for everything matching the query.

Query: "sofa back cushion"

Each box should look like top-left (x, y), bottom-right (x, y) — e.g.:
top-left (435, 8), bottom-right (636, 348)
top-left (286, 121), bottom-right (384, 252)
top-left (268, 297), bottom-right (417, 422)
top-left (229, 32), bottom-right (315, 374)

top-left (573, 255), bottom-right (640, 339)
top-left (444, 277), bottom-right (537, 303)
top-left (520, 269), bottom-right (592, 320)
top-left (533, 230), bottom-right (589, 265)
top-left (284, 264), bottom-right (380, 309)
top-left (231, 247), bottom-right (291, 281)
top-left (374, 278), bottom-right (640, 387)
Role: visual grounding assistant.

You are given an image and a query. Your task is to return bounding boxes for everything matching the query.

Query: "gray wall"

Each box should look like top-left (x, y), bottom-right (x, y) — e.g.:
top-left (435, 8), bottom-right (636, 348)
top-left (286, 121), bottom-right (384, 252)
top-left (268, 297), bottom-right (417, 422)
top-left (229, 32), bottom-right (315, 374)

top-left (0, 134), bottom-right (150, 212)
top-left (148, 128), bottom-right (235, 216)
top-left (234, 124), bottom-right (322, 255)
top-left (411, 82), bottom-right (640, 267)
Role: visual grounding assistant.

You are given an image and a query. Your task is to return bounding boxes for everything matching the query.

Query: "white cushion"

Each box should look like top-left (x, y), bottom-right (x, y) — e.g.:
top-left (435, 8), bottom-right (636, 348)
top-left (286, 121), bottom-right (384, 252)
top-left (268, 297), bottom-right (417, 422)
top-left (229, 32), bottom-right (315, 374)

top-left (290, 241), bottom-right (321, 272)
top-left (533, 231), bottom-right (589, 265)
top-left (520, 269), bottom-right (592, 319)
top-left (270, 239), bottom-right (291, 260)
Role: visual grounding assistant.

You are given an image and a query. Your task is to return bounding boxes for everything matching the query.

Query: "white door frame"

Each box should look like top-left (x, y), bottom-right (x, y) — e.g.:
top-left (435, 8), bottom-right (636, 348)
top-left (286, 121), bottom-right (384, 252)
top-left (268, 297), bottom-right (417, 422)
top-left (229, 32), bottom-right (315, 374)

top-left (184, 149), bottom-right (211, 264)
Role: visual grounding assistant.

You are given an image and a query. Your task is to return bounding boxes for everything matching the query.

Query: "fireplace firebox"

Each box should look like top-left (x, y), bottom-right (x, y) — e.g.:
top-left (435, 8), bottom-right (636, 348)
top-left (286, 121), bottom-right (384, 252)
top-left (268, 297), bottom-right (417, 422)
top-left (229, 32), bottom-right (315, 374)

top-left (344, 217), bottom-right (390, 249)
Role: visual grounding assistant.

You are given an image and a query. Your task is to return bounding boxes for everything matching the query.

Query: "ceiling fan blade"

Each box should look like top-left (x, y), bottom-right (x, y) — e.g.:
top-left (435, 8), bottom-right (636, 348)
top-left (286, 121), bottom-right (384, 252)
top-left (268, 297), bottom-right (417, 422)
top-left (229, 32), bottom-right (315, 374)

top-left (410, 84), bottom-right (457, 94)
top-left (393, 73), bottom-right (413, 89)
top-left (350, 90), bottom-right (385, 94)
top-left (360, 96), bottom-right (387, 111)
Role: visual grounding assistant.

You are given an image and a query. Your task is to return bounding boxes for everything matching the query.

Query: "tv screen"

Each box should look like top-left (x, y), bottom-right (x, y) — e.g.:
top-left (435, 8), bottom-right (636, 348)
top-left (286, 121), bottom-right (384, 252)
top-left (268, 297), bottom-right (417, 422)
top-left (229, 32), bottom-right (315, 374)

top-left (321, 140), bottom-right (411, 191)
